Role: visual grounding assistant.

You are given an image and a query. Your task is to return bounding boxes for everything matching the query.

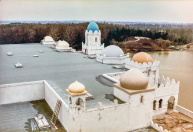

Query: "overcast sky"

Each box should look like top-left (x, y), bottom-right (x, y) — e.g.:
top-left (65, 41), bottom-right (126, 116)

top-left (0, 0), bottom-right (193, 23)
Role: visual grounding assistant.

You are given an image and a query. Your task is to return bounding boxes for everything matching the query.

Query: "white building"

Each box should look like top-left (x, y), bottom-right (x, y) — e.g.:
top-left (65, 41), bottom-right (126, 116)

top-left (96, 45), bottom-right (129, 64)
top-left (41, 36), bottom-right (56, 45)
top-left (55, 40), bottom-right (73, 52)
top-left (0, 43), bottom-right (183, 132)
top-left (65, 57), bottom-right (179, 131)
top-left (82, 21), bottom-right (104, 55)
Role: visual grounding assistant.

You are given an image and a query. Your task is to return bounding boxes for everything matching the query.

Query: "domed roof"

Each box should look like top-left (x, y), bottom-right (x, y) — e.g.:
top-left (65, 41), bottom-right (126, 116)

top-left (101, 45), bottom-right (124, 57)
top-left (87, 21), bottom-right (99, 32)
top-left (68, 81), bottom-right (85, 93)
top-left (119, 68), bottom-right (149, 90)
top-left (57, 40), bottom-right (69, 48)
top-left (132, 52), bottom-right (153, 63)
top-left (44, 36), bottom-right (54, 41)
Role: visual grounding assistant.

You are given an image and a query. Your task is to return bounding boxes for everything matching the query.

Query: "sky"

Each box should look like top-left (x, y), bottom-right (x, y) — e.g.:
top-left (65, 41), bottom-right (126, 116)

top-left (0, 0), bottom-right (193, 23)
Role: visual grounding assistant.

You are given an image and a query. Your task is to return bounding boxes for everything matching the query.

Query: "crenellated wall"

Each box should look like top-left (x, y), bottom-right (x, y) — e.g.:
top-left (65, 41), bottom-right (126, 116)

top-left (151, 121), bottom-right (168, 132)
top-left (125, 59), bottom-right (160, 87)
top-left (153, 76), bottom-right (180, 116)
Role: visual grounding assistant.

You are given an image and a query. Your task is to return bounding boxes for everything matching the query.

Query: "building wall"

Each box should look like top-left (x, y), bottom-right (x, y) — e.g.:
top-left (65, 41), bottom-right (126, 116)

top-left (153, 76), bottom-right (180, 115)
top-left (0, 80), bottom-right (70, 131)
top-left (0, 80), bottom-right (44, 105)
top-left (68, 90), bottom-right (155, 132)
top-left (68, 103), bottom-right (130, 132)
top-left (44, 81), bottom-right (70, 131)
top-left (114, 87), bottom-right (154, 130)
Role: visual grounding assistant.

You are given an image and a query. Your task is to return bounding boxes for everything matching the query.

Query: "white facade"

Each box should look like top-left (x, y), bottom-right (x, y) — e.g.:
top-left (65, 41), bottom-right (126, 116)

top-left (82, 24), bottom-right (104, 55)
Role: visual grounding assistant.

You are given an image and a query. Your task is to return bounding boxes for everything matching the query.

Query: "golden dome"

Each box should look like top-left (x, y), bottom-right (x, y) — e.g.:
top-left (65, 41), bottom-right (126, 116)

top-left (68, 81), bottom-right (85, 93)
top-left (132, 52), bottom-right (153, 63)
top-left (119, 68), bottom-right (149, 90)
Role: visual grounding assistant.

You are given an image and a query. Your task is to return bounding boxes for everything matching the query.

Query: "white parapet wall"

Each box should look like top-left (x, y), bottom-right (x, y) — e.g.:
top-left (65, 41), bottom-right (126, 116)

top-left (176, 105), bottom-right (193, 119)
top-left (0, 80), bottom-right (70, 131)
top-left (102, 72), bottom-right (123, 83)
top-left (151, 120), bottom-right (168, 132)
top-left (69, 103), bottom-right (131, 132)
top-left (44, 81), bottom-right (69, 131)
top-left (0, 80), bottom-right (44, 105)
top-left (96, 54), bottom-right (130, 64)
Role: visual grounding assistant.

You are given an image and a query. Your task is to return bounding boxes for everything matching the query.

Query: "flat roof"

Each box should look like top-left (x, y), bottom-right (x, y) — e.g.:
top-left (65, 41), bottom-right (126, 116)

top-left (0, 44), bottom-right (124, 109)
top-left (0, 100), bottom-right (65, 131)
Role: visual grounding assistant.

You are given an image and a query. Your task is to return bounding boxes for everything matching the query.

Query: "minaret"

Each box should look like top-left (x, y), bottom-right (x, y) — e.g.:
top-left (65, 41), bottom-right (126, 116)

top-left (66, 81), bottom-right (88, 113)
top-left (82, 21), bottom-right (104, 55)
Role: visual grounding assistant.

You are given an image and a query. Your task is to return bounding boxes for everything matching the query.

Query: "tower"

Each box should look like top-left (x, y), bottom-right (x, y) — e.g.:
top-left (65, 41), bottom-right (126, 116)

top-left (113, 69), bottom-right (155, 130)
top-left (66, 81), bottom-right (87, 113)
top-left (82, 21), bottom-right (104, 55)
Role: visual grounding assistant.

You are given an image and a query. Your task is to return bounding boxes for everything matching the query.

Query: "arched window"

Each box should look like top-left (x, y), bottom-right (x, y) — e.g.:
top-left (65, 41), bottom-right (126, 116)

top-left (95, 37), bottom-right (97, 42)
top-left (159, 99), bottom-right (163, 108)
top-left (140, 96), bottom-right (144, 103)
top-left (69, 97), bottom-right (72, 104)
top-left (147, 69), bottom-right (151, 76)
top-left (76, 98), bottom-right (83, 106)
top-left (153, 100), bottom-right (156, 110)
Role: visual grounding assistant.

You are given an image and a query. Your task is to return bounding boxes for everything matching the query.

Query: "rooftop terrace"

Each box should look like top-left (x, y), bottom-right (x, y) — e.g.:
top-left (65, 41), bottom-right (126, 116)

top-left (0, 44), bottom-right (124, 109)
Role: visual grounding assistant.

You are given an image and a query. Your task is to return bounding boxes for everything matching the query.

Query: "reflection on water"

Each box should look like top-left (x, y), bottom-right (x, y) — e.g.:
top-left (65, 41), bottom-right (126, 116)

top-left (132, 51), bottom-right (193, 111)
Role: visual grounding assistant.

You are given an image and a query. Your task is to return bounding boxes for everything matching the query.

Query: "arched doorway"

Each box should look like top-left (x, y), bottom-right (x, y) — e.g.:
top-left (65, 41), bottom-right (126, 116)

top-left (168, 96), bottom-right (175, 110)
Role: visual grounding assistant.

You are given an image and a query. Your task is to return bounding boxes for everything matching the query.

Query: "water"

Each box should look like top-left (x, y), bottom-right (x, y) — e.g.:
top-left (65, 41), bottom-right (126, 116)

top-left (135, 51), bottom-right (193, 111)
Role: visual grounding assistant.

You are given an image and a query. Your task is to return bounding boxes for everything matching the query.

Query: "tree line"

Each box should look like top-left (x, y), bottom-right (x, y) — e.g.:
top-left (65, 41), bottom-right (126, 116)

top-left (0, 23), bottom-right (192, 49)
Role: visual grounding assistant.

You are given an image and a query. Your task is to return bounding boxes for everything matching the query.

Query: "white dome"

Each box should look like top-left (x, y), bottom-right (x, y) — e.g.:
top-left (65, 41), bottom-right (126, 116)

top-left (57, 41), bottom-right (69, 48)
top-left (119, 68), bottom-right (149, 90)
top-left (68, 81), bottom-right (85, 93)
top-left (101, 45), bottom-right (124, 57)
top-left (44, 36), bottom-right (54, 41)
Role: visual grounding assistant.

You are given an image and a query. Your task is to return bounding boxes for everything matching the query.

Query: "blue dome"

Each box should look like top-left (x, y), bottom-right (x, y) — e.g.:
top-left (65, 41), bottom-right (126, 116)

top-left (87, 21), bottom-right (99, 32)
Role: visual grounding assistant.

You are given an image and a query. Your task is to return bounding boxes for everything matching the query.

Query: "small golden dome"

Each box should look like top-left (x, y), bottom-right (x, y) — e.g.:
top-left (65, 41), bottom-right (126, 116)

top-left (119, 68), bottom-right (149, 90)
top-left (132, 52), bottom-right (153, 63)
top-left (68, 81), bottom-right (85, 93)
